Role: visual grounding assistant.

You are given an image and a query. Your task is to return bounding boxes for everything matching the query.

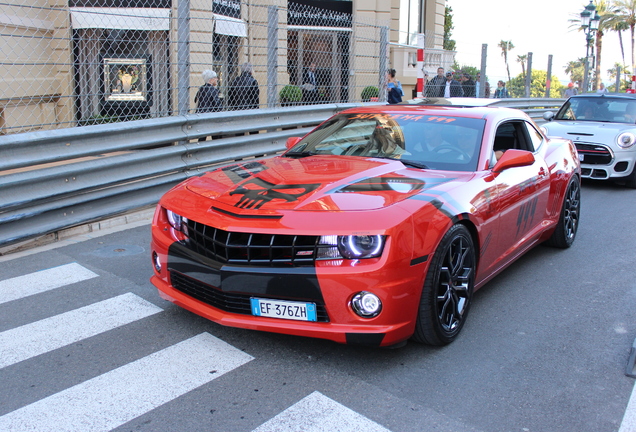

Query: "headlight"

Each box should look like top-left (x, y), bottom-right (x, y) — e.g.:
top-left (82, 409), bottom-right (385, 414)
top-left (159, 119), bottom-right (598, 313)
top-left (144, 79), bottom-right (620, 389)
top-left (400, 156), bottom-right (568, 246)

top-left (166, 209), bottom-right (186, 232)
top-left (337, 235), bottom-right (385, 259)
top-left (618, 132), bottom-right (636, 148)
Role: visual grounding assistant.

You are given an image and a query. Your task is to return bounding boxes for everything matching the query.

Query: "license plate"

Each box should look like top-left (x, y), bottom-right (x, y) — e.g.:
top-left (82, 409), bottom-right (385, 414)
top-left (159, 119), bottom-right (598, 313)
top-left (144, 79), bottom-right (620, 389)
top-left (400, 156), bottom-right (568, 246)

top-left (578, 153), bottom-right (584, 162)
top-left (250, 298), bottom-right (317, 322)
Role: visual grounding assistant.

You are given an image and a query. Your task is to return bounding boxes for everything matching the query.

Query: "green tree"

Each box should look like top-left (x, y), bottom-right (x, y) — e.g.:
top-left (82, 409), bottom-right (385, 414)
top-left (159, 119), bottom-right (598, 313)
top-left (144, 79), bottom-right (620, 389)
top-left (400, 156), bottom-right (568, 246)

top-left (507, 70), bottom-right (565, 98)
top-left (565, 58), bottom-right (587, 84)
top-left (444, 6), bottom-right (456, 51)
top-left (517, 54), bottom-right (527, 79)
top-left (498, 40), bottom-right (514, 82)
top-left (607, 62), bottom-right (632, 90)
top-left (605, 0), bottom-right (636, 73)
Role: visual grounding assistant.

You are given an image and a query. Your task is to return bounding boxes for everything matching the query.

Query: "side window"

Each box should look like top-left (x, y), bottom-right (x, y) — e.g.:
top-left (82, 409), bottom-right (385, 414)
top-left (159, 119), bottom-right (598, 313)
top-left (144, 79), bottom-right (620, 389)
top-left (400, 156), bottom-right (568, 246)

top-left (524, 122), bottom-right (543, 152)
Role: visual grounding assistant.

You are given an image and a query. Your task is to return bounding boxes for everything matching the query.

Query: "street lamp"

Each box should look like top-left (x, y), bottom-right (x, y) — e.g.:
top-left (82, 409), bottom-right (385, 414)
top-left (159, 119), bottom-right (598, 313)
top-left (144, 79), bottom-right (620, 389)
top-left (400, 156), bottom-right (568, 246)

top-left (580, 1), bottom-right (600, 92)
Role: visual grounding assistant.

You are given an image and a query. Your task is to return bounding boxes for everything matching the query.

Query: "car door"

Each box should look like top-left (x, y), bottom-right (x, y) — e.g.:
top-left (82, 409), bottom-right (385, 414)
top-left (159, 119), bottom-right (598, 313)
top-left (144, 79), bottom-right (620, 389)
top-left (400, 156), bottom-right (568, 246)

top-left (491, 120), bottom-right (551, 267)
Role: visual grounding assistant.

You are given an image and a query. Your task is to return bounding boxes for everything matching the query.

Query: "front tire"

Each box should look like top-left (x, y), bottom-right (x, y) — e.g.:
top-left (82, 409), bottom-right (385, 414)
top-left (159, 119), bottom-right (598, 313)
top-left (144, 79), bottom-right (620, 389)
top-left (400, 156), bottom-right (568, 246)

top-left (546, 176), bottom-right (581, 248)
top-left (413, 224), bottom-right (475, 346)
top-left (624, 166), bottom-right (636, 189)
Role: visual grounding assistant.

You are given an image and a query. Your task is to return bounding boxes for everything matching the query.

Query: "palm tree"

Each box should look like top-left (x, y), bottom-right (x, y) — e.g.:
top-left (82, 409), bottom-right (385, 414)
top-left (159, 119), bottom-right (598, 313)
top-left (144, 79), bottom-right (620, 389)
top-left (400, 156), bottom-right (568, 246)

top-left (517, 54), bottom-right (527, 79)
top-left (569, 1), bottom-right (612, 90)
top-left (605, 0), bottom-right (636, 74)
top-left (593, 1), bottom-right (612, 90)
top-left (565, 58), bottom-right (586, 84)
top-left (498, 40), bottom-right (514, 82)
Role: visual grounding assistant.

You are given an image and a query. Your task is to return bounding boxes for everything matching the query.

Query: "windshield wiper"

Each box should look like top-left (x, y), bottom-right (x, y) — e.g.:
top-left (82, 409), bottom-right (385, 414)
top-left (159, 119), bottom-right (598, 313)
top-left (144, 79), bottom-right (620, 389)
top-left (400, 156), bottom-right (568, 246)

top-left (399, 159), bottom-right (429, 169)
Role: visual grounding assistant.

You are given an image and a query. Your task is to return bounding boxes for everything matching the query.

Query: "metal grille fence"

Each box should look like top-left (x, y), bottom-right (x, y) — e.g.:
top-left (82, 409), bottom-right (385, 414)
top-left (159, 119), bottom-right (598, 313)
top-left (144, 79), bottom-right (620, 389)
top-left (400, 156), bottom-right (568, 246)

top-left (1, 0), bottom-right (388, 134)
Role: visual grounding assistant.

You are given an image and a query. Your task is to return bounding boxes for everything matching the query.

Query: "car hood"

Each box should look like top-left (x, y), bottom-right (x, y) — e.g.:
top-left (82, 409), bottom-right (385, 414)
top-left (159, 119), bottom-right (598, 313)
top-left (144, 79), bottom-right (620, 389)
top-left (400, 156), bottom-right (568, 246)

top-left (543, 120), bottom-right (633, 141)
top-left (184, 155), bottom-right (463, 213)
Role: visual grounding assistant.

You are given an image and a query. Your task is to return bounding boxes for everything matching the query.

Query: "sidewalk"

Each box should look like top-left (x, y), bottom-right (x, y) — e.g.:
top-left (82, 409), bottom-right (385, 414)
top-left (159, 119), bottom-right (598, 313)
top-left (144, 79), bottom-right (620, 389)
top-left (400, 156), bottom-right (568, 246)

top-left (0, 207), bottom-right (155, 260)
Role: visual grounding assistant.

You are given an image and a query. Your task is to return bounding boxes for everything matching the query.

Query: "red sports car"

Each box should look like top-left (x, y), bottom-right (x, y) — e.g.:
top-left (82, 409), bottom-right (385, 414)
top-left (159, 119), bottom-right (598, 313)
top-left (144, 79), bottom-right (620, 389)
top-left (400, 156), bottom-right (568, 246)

top-left (150, 103), bottom-right (581, 347)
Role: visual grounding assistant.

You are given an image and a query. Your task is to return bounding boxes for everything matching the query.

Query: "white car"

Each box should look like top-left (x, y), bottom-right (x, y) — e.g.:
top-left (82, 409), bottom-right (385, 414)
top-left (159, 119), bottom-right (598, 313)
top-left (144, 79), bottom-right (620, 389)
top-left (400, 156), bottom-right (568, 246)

top-left (543, 94), bottom-right (636, 188)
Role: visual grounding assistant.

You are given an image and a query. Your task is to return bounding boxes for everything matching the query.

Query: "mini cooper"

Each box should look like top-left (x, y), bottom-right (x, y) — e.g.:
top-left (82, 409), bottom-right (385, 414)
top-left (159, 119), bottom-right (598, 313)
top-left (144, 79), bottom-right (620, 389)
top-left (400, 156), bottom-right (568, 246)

top-left (543, 93), bottom-right (636, 187)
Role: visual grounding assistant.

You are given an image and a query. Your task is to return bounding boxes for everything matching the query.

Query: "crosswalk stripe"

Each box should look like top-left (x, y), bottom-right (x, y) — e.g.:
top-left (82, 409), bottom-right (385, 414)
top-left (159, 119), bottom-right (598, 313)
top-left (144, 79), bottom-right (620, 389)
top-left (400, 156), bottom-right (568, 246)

top-left (0, 262), bottom-right (98, 305)
top-left (0, 292), bottom-right (162, 369)
top-left (620, 383), bottom-right (636, 432)
top-left (251, 391), bottom-right (392, 432)
top-left (0, 332), bottom-right (254, 432)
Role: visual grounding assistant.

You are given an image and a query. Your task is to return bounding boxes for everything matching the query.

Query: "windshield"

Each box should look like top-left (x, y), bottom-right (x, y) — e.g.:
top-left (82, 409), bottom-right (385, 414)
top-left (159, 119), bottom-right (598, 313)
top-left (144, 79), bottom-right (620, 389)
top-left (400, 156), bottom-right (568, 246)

top-left (286, 113), bottom-right (485, 172)
top-left (556, 96), bottom-right (636, 123)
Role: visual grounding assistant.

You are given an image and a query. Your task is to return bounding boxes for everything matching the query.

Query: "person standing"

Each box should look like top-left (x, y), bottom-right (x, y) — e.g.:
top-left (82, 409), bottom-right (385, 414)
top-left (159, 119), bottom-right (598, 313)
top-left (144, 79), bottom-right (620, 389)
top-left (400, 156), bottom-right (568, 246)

top-left (462, 73), bottom-right (476, 97)
top-left (195, 70), bottom-right (222, 113)
top-left (194, 70), bottom-right (222, 142)
top-left (443, 71), bottom-right (464, 98)
top-left (302, 63), bottom-right (318, 103)
top-left (494, 80), bottom-right (510, 98)
top-left (426, 67), bottom-right (446, 97)
top-left (564, 82), bottom-right (578, 97)
top-left (227, 62), bottom-right (260, 110)
top-left (596, 82), bottom-right (609, 94)
top-left (386, 68), bottom-right (404, 104)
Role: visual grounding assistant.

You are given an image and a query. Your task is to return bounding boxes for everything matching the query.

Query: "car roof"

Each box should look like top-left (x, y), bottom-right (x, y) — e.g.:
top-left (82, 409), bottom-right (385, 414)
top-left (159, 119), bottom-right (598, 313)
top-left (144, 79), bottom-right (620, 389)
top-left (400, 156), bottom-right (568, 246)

top-left (569, 93), bottom-right (636, 100)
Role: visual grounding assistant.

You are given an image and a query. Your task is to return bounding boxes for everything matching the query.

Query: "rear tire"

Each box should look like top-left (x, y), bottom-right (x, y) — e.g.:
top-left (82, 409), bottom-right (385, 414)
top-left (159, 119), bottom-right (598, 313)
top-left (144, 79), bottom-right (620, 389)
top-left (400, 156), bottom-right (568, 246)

top-left (412, 224), bottom-right (475, 346)
top-left (546, 176), bottom-right (581, 248)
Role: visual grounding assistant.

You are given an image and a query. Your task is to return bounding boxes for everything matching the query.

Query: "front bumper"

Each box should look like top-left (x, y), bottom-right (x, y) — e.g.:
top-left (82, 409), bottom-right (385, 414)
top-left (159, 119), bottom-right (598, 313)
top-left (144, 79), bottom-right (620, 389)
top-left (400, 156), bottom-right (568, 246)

top-left (151, 235), bottom-right (425, 348)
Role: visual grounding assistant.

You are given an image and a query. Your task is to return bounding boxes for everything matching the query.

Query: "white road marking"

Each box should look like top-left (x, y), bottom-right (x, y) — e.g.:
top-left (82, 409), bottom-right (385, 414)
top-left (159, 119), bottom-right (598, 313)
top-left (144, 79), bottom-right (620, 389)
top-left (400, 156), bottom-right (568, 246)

top-left (0, 332), bottom-right (254, 432)
top-left (620, 383), bottom-right (636, 432)
top-left (252, 391), bottom-right (392, 432)
top-left (0, 292), bottom-right (162, 368)
top-left (0, 262), bottom-right (98, 305)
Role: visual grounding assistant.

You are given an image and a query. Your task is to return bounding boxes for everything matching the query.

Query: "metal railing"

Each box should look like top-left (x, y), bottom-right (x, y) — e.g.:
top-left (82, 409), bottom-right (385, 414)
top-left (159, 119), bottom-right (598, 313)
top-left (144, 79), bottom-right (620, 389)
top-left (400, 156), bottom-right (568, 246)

top-left (0, 99), bottom-right (564, 248)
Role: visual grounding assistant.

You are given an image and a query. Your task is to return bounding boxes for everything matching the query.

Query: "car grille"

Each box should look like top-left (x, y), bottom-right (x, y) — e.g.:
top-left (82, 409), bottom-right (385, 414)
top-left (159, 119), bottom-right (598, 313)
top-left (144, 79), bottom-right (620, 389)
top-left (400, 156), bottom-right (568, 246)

top-left (169, 270), bottom-right (330, 322)
top-left (183, 219), bottom-right (339, 267)
top-left (574, 142), bottom-right (613, 165)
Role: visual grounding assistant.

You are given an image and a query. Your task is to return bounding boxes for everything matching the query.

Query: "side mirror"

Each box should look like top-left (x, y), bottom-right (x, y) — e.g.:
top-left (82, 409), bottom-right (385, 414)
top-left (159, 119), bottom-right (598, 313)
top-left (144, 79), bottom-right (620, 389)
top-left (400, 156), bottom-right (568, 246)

top-left (286, 137), bottom-right (302, 149)
top-left (493, 149), bottom-right (535, 173)
top-left (543, 111), bottom-right (555, 122)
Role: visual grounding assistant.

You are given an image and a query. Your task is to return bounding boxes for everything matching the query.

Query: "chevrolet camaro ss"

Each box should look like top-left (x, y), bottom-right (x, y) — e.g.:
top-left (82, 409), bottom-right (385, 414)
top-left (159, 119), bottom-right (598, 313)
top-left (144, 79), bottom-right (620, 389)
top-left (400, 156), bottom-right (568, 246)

top-left (150, 103), bottom-right (581, 347)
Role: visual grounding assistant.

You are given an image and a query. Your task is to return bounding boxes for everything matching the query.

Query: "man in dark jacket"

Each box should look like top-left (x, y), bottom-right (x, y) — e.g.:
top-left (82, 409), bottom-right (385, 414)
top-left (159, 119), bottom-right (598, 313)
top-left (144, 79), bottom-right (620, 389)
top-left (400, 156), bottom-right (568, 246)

top-left (227, 63), bottom-right (260, 110)
top-left (194, 70), bottom-right (222, 113)
top-left (426, 67), bottom-right (446, 97)
top-left (442, 72), bottom-right (464, 98)
top-left (461, 73), bottom-right (476, 97)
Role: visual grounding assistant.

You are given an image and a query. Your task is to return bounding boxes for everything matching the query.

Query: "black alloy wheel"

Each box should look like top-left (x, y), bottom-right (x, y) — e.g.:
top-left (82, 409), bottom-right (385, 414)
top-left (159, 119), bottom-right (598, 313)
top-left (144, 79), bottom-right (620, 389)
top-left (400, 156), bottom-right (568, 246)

top-left (413, 224), bottom-right (475, 346)
top-left (546, 176), bottom-right (581, 248)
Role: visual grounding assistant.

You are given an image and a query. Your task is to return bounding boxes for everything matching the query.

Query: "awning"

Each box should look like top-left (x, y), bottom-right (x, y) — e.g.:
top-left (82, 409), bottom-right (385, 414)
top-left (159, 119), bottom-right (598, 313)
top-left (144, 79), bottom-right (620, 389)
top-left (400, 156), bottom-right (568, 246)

top-left (70, 7), bottom-right (171, 31)
top-left (214, 14), bottom-right (247, 37)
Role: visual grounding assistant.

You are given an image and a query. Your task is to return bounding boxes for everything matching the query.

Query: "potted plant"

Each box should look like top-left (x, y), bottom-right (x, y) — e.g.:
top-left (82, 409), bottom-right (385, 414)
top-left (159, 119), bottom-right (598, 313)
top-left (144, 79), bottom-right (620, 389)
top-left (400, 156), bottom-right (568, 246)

top-left (279, 85), bottom-right (302, 106)
top-left (361, 86), bottom-right (379, 102)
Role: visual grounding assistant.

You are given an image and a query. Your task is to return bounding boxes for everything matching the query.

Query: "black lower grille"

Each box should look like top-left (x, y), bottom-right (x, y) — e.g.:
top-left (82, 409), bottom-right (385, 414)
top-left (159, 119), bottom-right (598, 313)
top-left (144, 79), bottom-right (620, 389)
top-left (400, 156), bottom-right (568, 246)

top-left (183, 219), bottom-right (339, 267)
top-left (170, 271), bottom-right (330, 322)
top-left (575, 142), bottom-right (612, 165)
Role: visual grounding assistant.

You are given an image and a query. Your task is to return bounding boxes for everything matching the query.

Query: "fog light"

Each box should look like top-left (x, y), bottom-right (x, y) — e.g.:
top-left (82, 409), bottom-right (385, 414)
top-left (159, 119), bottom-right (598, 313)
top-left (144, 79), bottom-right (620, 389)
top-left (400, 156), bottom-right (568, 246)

top-left (351, 291), bottom-right (382, 318)
top-left (152, 251), bottom-right (161, 273)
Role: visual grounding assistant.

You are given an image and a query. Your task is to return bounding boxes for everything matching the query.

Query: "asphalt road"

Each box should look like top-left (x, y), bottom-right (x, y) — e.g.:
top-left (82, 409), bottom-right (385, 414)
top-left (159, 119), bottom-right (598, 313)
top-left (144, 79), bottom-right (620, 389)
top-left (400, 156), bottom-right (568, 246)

top-left (0, 178), bottom-right (635, 432)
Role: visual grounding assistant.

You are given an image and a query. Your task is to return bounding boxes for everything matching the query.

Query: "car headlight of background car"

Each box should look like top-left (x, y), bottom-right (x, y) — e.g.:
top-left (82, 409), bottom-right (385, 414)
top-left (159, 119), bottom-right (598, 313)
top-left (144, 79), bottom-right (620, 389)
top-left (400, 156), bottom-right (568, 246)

top-left (617, 132), bottom-right (636, 148)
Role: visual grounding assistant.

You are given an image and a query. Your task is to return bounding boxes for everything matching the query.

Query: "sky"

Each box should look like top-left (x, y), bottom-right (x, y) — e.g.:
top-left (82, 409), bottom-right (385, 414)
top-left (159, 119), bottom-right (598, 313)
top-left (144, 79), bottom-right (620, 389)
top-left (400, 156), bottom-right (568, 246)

top-left (446, 0), bottom-right (629, 86)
